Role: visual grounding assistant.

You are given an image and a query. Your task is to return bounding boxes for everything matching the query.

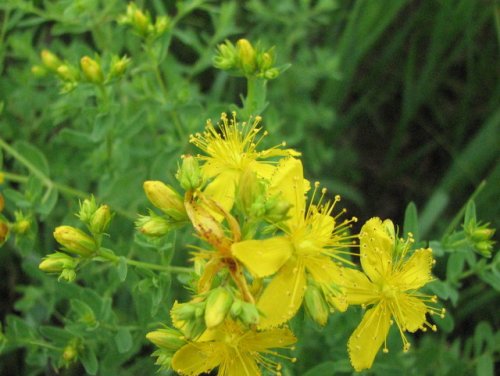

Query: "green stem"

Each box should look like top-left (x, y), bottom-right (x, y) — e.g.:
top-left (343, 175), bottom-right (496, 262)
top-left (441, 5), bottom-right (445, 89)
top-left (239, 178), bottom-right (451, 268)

top-left (441, 180), bottom-right (486, 240)
top-left (98, 248), bottom-right (191, 274)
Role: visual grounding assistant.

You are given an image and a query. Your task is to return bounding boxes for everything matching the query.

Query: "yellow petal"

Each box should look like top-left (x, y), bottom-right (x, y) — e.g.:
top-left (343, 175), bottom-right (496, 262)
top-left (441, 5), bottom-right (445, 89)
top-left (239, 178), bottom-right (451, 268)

top-left (360, 217), bottom-right (394, 283)
top-left (203, 169), bottom-right (239, 215)
top-left (243, 327), bottom-right (297, 351)
top-left (342, 268), bottom-right (379, 306)
top-left (257, 259), bottom-right (306, 328)
top-left (172, 342), bottom-right (224, 376)
top-left (348, 303), bottom-right (391, 372)
top-left (392, 292), bottom-right (428, 332)
top-left (395, 248), bottom-right (434, 290)
top-left (219, 349), bottom-right (260, 376)
top-left (232, 237), bottom-right (293, 278)
top-left (247, 160), bottom-right (275, 181)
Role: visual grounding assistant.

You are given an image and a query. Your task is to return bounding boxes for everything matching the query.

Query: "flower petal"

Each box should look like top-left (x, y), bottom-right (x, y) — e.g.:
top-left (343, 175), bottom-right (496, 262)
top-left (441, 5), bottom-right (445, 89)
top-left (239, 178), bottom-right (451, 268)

top-left (243, 327), bottom-right (297, 351)
top-left (219, 350), bottom-right (260, 376)
top-left (232, 237), bottom-right (293, 278)
top-left (342, 267), bottom-right (379, 306)
top-left (348, 303), bottom-right (391, 372)
top-left (257, 259), bottom-right (306, 328)
top-left (395, 248), bottom-right (434, 290)
top-left (392, 292), bottom-right (428, 332)
top-left (359, 217), bottom-right (395, 283)
top-left (172, 342), bottom-right (224, 376)
top-left (203, 169), bottom-right (239, 215)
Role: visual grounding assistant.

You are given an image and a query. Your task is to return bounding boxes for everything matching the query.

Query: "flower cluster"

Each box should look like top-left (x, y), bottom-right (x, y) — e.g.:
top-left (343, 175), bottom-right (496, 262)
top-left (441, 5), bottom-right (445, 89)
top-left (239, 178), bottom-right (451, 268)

top-left (144, 113), bottom-right (444, 374)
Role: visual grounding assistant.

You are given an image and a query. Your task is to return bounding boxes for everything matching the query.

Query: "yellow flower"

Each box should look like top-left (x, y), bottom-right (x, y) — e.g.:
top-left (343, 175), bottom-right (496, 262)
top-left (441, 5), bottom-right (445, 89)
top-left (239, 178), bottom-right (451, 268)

top-left (189, 112), bottom-right (299, 213)
top-left (232, 158), bottom-right (356, 328)
top-left (171, 320), bottom-right (296, 376)
top-left (344, 217), bottom-right (444, 372)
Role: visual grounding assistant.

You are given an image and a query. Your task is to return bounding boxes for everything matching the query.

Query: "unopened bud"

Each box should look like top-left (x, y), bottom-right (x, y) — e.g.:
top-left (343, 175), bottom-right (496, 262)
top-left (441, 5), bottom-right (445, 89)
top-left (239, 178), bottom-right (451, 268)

top-left (471, 228), bottom-right (495, 242)
top-left (12, 218), bottom-right (30, 234)
top-left (31, 65), bottom-right (47, 77)
top-left (89, 205), bottom-right (112, 234)
top-left (236, 39), bottom-right (256, 75)
top-left (39, 252), bottom-right (77, 273)
top-left (204, 287), bottom-right (233, 328)
top-left (78, 196), bottom-right (98, 223)
top-left (109, 55), bottom-right (131, 79)
top-left (53, 226), bottom-right (96, 257)
top-left (475, 241), bottom-right (493, 258)
top-left (213, 41), bottom-right (237, 71)
top-left (154, 16), bottom-right (170, 35)
top-left (133, 9), bottom-right (150, 35)
top-left (146, 328), bottom-right (186, 351)
top-left (80, 56), bottom-right (104, 84)
top-left (265, 197), bottom-right (292, 223)
top-left (229, 299), bottom-right (243, 317)
top-left (136, 214), bottom-right (171, 237)
top-left (62, 343), bottom-right (78, 362)
top-left (259, 52), bottom-right (274, 71)
top-left (176, 155), bottom-right (203, 191)
top-left (263, 68), bottom-right (279, 80)
top-left (237, 168), bottom-right (265, 216)
top-left (239, 301), bottom-right (260, 325)
top-left (41, 50), bottom-right (62, 71)
top-left (56, 64), bottom-right (79, 82)
top-left (143, 181), bottom-right (186, 220)
top-left (304, 284), bottom-right (329, 326)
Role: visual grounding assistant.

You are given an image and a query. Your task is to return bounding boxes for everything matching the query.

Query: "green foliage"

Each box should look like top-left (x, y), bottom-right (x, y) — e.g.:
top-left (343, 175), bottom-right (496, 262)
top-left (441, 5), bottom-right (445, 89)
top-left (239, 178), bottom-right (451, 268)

top-left (0, 0), bottom-right (498, 375)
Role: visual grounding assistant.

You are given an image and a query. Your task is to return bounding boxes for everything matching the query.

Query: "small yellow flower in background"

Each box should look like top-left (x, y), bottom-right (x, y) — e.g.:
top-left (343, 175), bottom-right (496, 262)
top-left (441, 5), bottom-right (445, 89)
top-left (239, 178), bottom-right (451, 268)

top-left (171, 320), bottom-right (296, 376)
top-left (232, 158), bottom-right (357, 328)
top-left (344, 217), bottom-right (444, 372)
top-left (189, 112), bottom-right (299, 213)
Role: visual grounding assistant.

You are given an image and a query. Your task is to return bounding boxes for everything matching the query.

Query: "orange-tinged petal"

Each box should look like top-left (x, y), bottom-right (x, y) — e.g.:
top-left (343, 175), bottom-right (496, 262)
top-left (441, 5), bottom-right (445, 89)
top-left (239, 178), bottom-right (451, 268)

top-left (394, 248), bottom-right (434, 290)
top-left (172, 342), bottom-right (224, 376)
top-left (258, 259), bottom-right (306, 328)
top-left (232, 237), bottom-right (293, 278)
top-left (392, 292), bottom-right (428, 332)
top-left (360, 217), bottom-right (394, 283)
top-left (348, 303), bottom-right (391, 372)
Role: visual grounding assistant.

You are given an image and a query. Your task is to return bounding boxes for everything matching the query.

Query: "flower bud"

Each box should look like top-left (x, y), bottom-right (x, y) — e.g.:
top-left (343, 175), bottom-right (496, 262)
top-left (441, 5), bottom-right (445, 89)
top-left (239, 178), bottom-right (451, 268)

top-left (236, 39), bottom-right (256, 75)
top-left (304, 284), bottom-right (329, 326)
top-left (62, 342), bottom-right (79, 362)
top-left (109, 55), bottom-right (131, 79)
top-left (471, 228), bottom-right (495, 242)
top-left (239, 301), bottom-right (260, 325)
top-left (475, 241), bottom-right (493, 258)
top-left (41, 50), bottom-right (62, 71)
top-left (78, 196), bottom-right (98, 223)
top-left (176, 155), bottom-right (203, 191)
top-left (31, 65), bottom-right (47, 77)
top-left (136, 214), bottom-right (171, 237)
top-left (56, 64), bottom-right (79, 82)
top-left (12, 218), bottom-right (30, 234)
top-left (263, 68), bottom-right (279, 80)
top-left (80, 56), bottom-right (104, 84)
top-left (265, 197), bottom-right (292, 223)
top-left (143, 181), bottom-right (186, 220)
top-left (89, 205), bottom-right (112, 234)
top-left (53, 226), bottom-right (96, 257)
top-left (213, 41), bottom-right (237, 71)
top-left (39, 252), bottom-right (77, 273)
top-left (229, 299), bottom-right (243, 317)
top-left (236, 168), bottom-right (265, 216)
top-left (146, 328), bottom-right (186, 351)
top-left (204, 287), bottom-right (233, 328)
top-left (259, 51), bottom-right (274, 71)
top-left (154, 16), bottom-right (170, 35)
top-left (133, 9), bottom-right (150, 35)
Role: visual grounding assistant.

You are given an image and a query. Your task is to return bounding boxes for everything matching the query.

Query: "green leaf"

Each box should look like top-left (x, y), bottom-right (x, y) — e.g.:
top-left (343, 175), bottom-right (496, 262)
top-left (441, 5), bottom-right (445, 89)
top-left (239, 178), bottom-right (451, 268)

top-left (39, 326), bottom-right (73, 344)
top-left (303, 361), bottom-right (337, 376)
top-left (475, 353), bottom-right (493, 376)
top-left (446, 252), bottom-right (465, 282)
top-left (464, 200), bottom-right (477, 226)
top-left (473, 322), bottom-right (494, 356)
top-left (117, 256), bottom-right (128, 282)
top-left (403, 201), bottom-right (419, 242)
top-left (114, 328), bottom-right (133, 353)
top-left (37, 187), bottom-right (59, 217)
top-left (80, 345), bottom-right (98, 375)
top-left (14, 140), bottom-right (49, 176)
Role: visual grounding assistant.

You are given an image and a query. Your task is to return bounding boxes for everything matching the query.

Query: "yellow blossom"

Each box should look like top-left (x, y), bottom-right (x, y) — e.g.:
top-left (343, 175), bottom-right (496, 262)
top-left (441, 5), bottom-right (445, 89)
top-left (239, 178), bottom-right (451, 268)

top-left (189, 112), bottom-right (299, 213)
top-left (344, 217), bottom-right (444, 372)
top-left (232, 158), bottom-right (356, 328)
top-left (171, 320), bottom-right (296, 376)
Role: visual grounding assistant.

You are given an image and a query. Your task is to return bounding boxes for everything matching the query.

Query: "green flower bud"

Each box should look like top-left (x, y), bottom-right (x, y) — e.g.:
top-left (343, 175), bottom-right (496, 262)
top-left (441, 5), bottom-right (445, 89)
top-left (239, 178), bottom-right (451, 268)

top-left (265, 197), bottom-right (292, 223)
top-left (41, 50), bottom-right (62, 71)
top-left (31, 65), bottom-right (47, 77)
top-left (259, 51), bottom-right (274, 71)
top-left (12, 217), bottom-right (30, 235)
top-left (133, 9), bottom-right (150, 35)
top-left (239, 301), bottom-right (260, 325)
top-left (89, 205), bottom-right (112, 234)
top-left (475, 241), bottom-right (493, 258)
top-left (263, 68), bottom-right (280, 80)
top-left (143, 181), bottom-right (186, 221)
top-left (236, 39), bottom-right (256, 75)
top-left (471, 228), bottom-right (495, 242)
top-left (78, 196), bottom-right (98, 223)
top-left (176, 155), bottom-right (203, 191)
top-left (109, 55), bottom-right (131, 79)
top-left (154, 16), bottom-right (170, 35)
top-left (53, 226), bottom-right (96, 257)
top-left (62, 341), bottom-right (79, 362)
top-left (204, 287), bottom-right (233, 328)
top-left (146, 328), bottom-right (186, 351)
top-left (213, 40), bottom-right (237, 71)
top-left (236, 168), bottom-right (265, 216)
top-left (59, 269), bottom-right (77, 282)
top-left (56, 64), bottom-right (79, 82)
top-left (230, 299), bottom-right (243, 317)
top-left (39, 252), bottom-right (77, 273)
top-left (136, 214), bottom-right (171, 237)
top-left (304, 284), bottom-right (329, 326)
top-left (80, 56), bottom-right (104, 84)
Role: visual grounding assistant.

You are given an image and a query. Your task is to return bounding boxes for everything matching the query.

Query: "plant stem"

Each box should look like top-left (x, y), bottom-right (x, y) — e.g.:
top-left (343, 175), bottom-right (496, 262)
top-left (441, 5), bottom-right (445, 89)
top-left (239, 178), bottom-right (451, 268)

top-left (98, 247), bottom-right (191, 274)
